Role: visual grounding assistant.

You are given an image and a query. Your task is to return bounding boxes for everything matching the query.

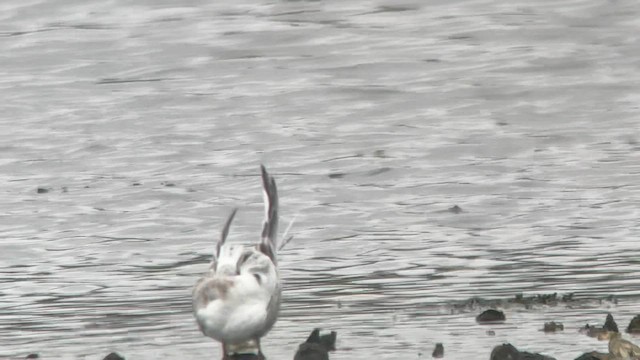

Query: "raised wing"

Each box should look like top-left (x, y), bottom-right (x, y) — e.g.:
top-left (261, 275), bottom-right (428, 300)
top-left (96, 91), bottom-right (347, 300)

top-left (259, 165), bottom-right (278, 262)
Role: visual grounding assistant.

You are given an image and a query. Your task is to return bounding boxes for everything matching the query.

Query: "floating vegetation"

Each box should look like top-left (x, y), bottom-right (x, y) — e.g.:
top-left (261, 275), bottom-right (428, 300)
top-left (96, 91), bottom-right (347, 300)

top-left (449, 293), bottom-right (617, 313)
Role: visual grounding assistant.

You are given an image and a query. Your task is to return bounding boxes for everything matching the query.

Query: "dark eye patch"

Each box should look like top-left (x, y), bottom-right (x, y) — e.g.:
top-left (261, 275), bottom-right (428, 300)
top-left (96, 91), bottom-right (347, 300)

top-left (235, 252), bottom-right (252, 274)
top-left (253, 274), bottom-right (262, 284)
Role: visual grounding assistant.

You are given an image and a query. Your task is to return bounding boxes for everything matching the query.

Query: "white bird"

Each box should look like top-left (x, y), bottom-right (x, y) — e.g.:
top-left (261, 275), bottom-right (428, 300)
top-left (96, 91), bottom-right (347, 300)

top-left (193, 165), bottom-right (281, 359)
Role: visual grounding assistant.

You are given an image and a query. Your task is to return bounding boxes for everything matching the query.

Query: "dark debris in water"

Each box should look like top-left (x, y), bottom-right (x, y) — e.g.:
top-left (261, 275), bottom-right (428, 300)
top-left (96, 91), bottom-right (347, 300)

top-left (514, 292), bottom-right (575, 305)
top-left (366, 167), bottom-right (391, 176)
top-left (36, 186), bottom-right (70, 194)
top-left (432, 343), bottom-right (444, 358)
top-left (374, 5), bottom-right (420, 13)
top-left (543, 322), bottom-right (564, 333)
top-left (96, 77), bottom-right (167, 85)
top-left (372, 149), bottom-right (387, 158)
top-left (448, 205), bottom-right (463, 214)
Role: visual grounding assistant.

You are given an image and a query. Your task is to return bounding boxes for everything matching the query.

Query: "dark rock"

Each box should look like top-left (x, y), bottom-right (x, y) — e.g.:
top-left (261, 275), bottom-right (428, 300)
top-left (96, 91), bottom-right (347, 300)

top-left (490, 343), bottom-right (520, 360)
top-left (448, 205), bottom-right (463, 214)
top-left (294, 329), bottom-right (337, 360)
top-left (490, 343), bottom-right (556, 360)
top-left (573, 352), bottom-right (610, 360)
top-left (25, 354), bottom-right (39, 359)
top-left (580, 314), bottom-right (619, 338)
top-left (543, 322), bottom-right (564, 332)
top-left (294, 341), bottom-right (327, 360)
top-left (318, 331), bottom-right (337, 351)
top-left (476, 309), bottom-right (506, 323)
top-left (627, 314), bottom-right (640, 333)
top-left (328, 173), bottom-right (345, 179)
top-left (432, 343), bottom-right (444, 358)
top-left (519, 350), bottom-right (557, 360)
top-left (36, 187), bottom-right (50, 194)
top-left (579, 324), bottom-right (607, 338)
top-left (604, 313), bottom-right (618, 332)
top-left (103, 353), bottom-right (125, 360)
top-left (228, 354), bottom-right (264, 360)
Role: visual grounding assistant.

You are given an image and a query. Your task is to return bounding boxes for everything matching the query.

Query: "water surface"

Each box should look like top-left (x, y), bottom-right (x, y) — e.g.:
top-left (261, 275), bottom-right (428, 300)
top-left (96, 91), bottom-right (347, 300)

top-left (2, 0), bottom-right (640, 359)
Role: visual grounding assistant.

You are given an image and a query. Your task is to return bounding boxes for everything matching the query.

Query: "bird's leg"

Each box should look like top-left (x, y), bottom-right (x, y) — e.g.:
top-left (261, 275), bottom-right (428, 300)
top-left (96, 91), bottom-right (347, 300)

top-left (256, 338), bottom-right (266, 360)
top-left (222, 343), bottom-right (229, 360)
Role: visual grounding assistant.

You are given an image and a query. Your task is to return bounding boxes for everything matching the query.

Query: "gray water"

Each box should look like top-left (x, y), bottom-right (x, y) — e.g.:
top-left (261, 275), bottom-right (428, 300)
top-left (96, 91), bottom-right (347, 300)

top-left (2, 0), bottom-right (640, 359)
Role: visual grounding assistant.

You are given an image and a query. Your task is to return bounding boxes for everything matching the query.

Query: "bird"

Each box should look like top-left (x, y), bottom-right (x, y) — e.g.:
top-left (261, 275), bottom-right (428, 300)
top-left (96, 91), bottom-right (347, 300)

top-left (192, 165), bottom-right (281, 360)
top-left (608, 331), bottom-right (640, 359)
